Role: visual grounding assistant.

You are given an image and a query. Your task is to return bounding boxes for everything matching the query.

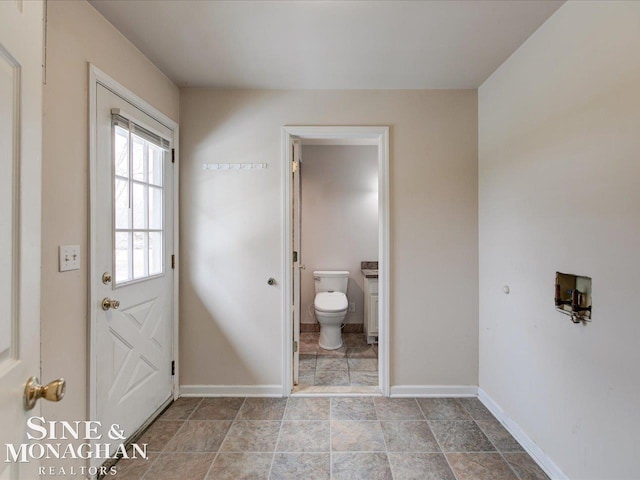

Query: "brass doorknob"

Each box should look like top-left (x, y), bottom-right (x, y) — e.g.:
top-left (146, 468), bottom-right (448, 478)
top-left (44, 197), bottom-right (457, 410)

top-left (101, 297), bottom-right (120, 310)
top-left (24, 377), bottom-right (66, 411)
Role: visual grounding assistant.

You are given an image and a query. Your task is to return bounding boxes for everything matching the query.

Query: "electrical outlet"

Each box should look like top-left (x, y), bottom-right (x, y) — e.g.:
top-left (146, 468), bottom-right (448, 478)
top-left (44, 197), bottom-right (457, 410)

top-left (59, 245), bottom-right (80, 272)
top-left (349, 302), bottom-right (356, 312)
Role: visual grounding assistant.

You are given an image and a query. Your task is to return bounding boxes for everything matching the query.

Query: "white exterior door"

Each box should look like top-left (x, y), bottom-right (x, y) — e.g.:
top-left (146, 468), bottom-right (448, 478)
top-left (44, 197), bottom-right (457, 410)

top-left (292, 139), bottom-right (302, 386)
top-left (93, 84), bottom-right (174, 453)
top-left (0, 1), bottom-right (43, 479)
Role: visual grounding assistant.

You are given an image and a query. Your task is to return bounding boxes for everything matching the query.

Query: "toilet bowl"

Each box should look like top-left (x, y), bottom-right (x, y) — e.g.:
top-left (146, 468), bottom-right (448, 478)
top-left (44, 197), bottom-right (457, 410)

top-left (313, 271), bottom-right (349, 350)
top-left (315, 292), bottom-right (348, 350)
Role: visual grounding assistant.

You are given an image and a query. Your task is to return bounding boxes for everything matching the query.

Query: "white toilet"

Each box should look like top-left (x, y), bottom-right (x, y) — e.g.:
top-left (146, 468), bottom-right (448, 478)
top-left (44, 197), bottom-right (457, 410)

top-left (313, 270), bottom-right (349, 350)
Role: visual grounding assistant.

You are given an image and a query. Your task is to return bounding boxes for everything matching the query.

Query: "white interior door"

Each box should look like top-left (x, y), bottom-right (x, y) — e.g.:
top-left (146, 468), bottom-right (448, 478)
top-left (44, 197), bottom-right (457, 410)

top-left (94, 84), bottom-right (174, 454)
top-left (292, 139), bottom-right (302, 386)
top-left (0, 1), bottom-right (43, 479)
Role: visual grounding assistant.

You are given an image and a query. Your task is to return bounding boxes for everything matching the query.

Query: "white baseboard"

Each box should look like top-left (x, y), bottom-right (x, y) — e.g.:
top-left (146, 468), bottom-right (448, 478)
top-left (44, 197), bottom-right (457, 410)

top-left (180, 385), bottom-right (283, 397)
top-left (390, 385), bottom-right (478, 397)
top-left (478, 388), bottom-right (569, 480)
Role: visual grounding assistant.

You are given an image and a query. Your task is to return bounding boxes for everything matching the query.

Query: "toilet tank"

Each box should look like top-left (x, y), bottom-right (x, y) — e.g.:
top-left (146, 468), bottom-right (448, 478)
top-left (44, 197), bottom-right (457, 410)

top-left (313, 271), bottom-right (349, 294)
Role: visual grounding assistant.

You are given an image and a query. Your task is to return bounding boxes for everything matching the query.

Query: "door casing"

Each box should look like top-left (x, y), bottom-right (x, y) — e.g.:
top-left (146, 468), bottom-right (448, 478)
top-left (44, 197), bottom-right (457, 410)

top-left (88, 64), bottom-right (180, 427)
top-left (292, 139), bottom-right (301, 386)
top-left (281, 126), bottom-right (390, 396)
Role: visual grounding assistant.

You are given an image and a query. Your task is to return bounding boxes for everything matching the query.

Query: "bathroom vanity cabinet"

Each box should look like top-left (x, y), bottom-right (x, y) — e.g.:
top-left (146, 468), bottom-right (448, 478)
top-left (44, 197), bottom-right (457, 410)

top-left (364, 277), bottom-right (379, 344)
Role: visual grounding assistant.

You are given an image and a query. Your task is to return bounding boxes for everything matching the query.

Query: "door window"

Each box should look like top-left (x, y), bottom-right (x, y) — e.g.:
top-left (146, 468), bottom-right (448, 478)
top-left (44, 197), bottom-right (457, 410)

top-left (113, 115), bottom-right (168, 285)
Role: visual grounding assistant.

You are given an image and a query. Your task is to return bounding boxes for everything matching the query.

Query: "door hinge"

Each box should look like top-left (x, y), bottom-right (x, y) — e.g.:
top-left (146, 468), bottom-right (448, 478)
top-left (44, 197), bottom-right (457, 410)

top-left (293, 341), bottom-right (298, 353)
top-left (171, 361), bottom-right (175, 376)
top-left (171, 148), bottom-right (175, 163)
top-left (293, 251), bottom-right (298, 263)
top-left (171, 255), bottom-right (175, 269)
top-left (292, 160), bottom-right (298, 173)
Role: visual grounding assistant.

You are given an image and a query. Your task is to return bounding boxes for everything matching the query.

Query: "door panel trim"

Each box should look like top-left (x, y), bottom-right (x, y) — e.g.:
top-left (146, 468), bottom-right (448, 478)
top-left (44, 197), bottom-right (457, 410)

top-left (0, 43), bottom-right (21, 371)
top-left (88, 65), bottom-right (180, 445)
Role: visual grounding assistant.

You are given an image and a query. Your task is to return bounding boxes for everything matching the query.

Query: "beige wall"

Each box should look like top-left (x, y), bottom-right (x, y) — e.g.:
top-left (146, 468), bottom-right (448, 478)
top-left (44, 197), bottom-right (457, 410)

top-left (300, 145), bottom-right (378, 326)
top-left (479, 2), bottom-right (640, 478)
top-left (180, 89), bottom-right (478, 388)
top-left (41, 0), bottom-right (179, 471)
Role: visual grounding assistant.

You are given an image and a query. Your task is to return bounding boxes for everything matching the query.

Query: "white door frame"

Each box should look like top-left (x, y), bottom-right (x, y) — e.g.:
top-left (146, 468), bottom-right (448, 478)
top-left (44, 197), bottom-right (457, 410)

top-left (281, 126), bottom-right (390, 396)
top-left (88, 64), bottom-right (180, 430)
top-left (292, 139), bottom-right (301, 386)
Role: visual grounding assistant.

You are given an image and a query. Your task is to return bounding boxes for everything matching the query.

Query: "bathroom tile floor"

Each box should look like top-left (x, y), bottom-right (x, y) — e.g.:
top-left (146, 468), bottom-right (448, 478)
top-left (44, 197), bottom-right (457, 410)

top-left (298, 332), bottom-right (378, 387)
top-left (114, 396), bottom-right (550, 480)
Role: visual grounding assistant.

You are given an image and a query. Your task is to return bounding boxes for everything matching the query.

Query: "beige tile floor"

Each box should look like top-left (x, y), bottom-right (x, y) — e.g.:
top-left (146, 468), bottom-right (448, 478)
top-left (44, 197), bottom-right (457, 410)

top-left (113, 396), bottom-right (550, 480)
top-left (298, 333), bottom-right (378, 387)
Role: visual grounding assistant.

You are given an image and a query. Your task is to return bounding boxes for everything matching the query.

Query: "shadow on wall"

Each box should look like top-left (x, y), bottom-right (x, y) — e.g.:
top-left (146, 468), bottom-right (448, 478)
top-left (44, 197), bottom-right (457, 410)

top-left (179, 91), bottom-right (294, 386)
top-left (182, 90), bottom-right (293, 178)
top-left (345, 279), bottom-right (365, 324)
top-left (181, 281), bottom-right (259, 385)
top-left (182, 172), bottom-right (285, 384)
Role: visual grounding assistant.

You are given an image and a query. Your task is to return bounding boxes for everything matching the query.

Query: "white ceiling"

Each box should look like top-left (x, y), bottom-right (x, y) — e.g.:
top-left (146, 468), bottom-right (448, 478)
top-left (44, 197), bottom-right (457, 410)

top-left (89, 0), bottom-right (564, 89)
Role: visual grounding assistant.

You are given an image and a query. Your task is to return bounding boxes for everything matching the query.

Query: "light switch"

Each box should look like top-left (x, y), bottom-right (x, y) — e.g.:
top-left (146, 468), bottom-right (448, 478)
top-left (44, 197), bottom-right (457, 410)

top-left (59, 245), bottom-right (80, 272)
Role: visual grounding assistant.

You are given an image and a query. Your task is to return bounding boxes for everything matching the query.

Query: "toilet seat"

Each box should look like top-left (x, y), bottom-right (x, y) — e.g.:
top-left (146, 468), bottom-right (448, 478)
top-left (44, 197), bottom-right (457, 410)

top-left (314, 292), bottom-right (348, 313)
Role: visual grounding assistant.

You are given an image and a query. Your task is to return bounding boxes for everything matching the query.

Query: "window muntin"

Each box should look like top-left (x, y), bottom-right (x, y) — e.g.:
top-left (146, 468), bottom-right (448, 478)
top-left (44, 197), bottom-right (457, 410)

top-left (113, 122), bottom-right (166, 285)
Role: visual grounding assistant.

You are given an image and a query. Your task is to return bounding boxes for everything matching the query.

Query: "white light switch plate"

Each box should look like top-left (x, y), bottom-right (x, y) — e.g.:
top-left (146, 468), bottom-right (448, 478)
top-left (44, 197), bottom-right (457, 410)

top-left (59, 245), bottom-right (80, 272)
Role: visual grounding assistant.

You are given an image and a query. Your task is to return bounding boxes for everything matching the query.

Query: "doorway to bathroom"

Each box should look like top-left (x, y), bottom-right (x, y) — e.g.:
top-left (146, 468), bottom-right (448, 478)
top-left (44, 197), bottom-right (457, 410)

top-left (281, 126), bottom-right (390, 396)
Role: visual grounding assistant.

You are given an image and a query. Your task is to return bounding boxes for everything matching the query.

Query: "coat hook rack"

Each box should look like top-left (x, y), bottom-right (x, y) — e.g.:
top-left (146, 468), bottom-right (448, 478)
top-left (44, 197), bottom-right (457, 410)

top-left (202, 163), bottom-right (268, 171)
